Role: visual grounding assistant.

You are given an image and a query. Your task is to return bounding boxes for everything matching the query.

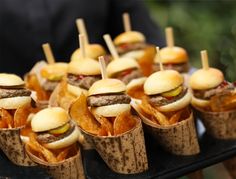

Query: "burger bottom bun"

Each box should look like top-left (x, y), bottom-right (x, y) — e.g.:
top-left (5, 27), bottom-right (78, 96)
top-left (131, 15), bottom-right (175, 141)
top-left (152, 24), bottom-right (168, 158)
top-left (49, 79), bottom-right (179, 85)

top-left (67, 84), bottom-right (88, 97)
top-left (157, 89), bottom-right (192, 112)
top-left (191, 95), bottom-right (210, 108)
top-left (91, 104), bottom-right (131, 117)
top-left (43, 126), bottom-right (80, 150)
top-left (0, 96), bottom-right (31, 109)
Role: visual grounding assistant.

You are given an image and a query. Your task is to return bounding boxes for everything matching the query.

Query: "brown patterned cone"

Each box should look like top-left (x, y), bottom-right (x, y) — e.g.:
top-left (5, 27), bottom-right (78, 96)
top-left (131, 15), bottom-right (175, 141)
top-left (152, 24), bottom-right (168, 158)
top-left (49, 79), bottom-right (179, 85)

top-left (80, 118), bottom-right (148, 174)
top-left (223, 156), bottom-right (236, 179)
top-left (194, 107), bottom-right (236, 139)
top-left (26, 145), bottom-right (85, 179)
top-left (142, 112), bottom-right (200, 155)
top-left (0, 127), bottom-right (36, 166)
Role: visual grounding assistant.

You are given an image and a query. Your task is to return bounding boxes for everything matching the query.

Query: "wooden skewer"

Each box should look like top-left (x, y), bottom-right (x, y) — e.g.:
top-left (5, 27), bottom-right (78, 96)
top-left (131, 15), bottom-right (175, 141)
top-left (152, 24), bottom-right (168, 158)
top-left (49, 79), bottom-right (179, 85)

top-left (98, 56), bottom-right (108, 79)
top-left (156, 47), bottom-right (164, 71)
top-left (103, 34), bottom-right (119, 60)
top-left (79, 34), bottom-right (86, 59)
top-left (76, 18), bottom-right (89, 45)
top-left (123, 12), bottom-right (131, 32)
top-left (165, 27), bottom-right (174, 48)
top-left (42, 43), bottom-right (55, 64)
top-left (201, 50), bottom-right (209, 70)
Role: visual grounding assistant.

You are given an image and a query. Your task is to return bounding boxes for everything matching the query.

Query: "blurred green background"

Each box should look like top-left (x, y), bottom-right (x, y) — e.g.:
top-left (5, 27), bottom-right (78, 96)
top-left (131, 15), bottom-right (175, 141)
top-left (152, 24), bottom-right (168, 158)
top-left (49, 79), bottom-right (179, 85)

top-left (145, 0), bottom-right (236, 82)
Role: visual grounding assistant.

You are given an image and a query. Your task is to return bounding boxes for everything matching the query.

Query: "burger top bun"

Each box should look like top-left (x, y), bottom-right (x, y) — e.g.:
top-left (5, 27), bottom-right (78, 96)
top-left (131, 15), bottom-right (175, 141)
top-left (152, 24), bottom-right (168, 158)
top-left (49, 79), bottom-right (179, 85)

top-left (31, 107), bottom-right (69, 132)
top-left (189, 68), bottom-right (224, 90)
top-left (157, 47), bottom-right (188, 64)
top-left (114, 31), bottom-right (145, 46)
top-left (144, 70), bottom-right (183, 95)
top-left (71, 44), bottom-right (106, 61)
top-left (0, 73), bottom-right (25, 87)
top-left (106, 58), bottom-right (139, 77)
top-left (41, 62), bottom-right (68, 80)
top-left (67, 58), bottom-right (101, 75)
top-left (88, 79), bottom-right (126, 96)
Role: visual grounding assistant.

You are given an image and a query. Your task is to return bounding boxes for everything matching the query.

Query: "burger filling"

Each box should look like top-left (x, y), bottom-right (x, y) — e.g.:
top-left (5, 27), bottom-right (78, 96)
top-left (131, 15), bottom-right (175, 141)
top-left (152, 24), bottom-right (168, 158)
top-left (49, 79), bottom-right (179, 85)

top-left (149, 86), bottom-right (187, 106)
top-left (116, 42), bottom-right (147, 55)
top-left (0, 88), bottom-right (31, 99)
top-left (193, 81), bottom-right (234, 100)
top-left (36, 121), bottom-right (74, 144)
top-left (87, 93), bottom-right (131, 107)
top-left (67, 74), bottom-right (101, 90)
top-left (111, 68), bottom-right (142, 84)
top-left (153, 62), bottom-right (189, 73)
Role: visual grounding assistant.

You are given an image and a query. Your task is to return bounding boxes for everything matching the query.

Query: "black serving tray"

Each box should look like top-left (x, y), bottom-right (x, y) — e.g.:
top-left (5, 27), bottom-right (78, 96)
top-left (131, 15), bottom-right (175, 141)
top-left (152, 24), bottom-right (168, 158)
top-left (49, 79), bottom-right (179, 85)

top-left (0, 120), bottom-right (236, 179)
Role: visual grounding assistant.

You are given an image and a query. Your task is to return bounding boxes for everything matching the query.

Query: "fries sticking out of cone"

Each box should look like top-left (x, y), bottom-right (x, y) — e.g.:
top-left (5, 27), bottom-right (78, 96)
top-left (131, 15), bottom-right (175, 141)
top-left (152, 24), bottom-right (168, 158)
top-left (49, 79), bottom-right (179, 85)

top-left (25, 107), bottom-right (85, 179)
top-left (153, 27), bottom-right (189, 73)
top-left (189, 50), bottom-right (236, 140)
top-left (112, 12), bottom-right (155, 76)
top-left (69, 56), bottom-right (148, 173)
top-left (132, 47), bottom-right (200, 155)
top-left (71, 18), bottom-right (106, 61)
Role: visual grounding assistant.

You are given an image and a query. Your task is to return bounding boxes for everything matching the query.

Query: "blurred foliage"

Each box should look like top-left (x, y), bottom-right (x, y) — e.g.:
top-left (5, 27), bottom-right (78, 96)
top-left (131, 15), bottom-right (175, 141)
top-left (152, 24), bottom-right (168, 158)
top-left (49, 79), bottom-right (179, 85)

top-left (146, 0), bottom-right (236, 81)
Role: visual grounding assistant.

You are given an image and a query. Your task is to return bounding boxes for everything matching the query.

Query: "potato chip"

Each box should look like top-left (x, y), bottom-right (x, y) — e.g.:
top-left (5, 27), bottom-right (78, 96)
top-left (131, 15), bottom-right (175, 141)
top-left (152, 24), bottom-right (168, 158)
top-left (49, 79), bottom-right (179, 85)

top-left (0, 108), bottom-right (13, 128)
top-left (113, 111), bottom-right (137, 135)
top-left (210, 91), bottom-right (236, 112)
top-left (126, 84), bottom-right (145, 99)
top-left (93, 114), bottom-right (113, 136)
top-left (69, 93), bottom-right (100, 135)
top-left (140, 97), bottom-right (169, 125)
top-left (28, 133), bottom-right (58, 163)
top-left (169, 110), bottom-right (183, 125)
top-left (56, 147), bottom-right (70, 161)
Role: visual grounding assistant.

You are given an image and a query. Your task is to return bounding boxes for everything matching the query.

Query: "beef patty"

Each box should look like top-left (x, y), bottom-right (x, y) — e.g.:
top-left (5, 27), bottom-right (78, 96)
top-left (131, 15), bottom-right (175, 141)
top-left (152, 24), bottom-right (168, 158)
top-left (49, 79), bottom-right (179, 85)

top-left (0, 88), bottom-right (31, 99)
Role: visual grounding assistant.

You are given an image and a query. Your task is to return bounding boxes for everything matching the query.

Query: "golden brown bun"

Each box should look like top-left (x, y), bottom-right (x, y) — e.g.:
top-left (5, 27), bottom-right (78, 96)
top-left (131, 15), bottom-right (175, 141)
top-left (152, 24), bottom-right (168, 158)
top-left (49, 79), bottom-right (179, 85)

top-left (121, 50), bottom-right (145, 60)
top-left (40, 62), bottom-right (68, 80)
top-left (144, 70), bottom-right (183, 95)
top-left (0, 96), bottom-right (31, 109)
top-left (0, 73), bottom-right (25, 87)
top-left (67, 83), bottom-right (88, 97)
top-left (106, 58), bottom-right (139, 77)
top-left (157, 47), bottom-right (188, 64)
top-left (67, 58), bottom-right (101, 75)
top-left (189, 68), bottom-right (224, 90)
top-left (91, 104), bottom-right (131, 117)
top-left (114, 31), bottom-right (145, 45)
top-left (191, 95), bottom-right (210, 108)
top-left (31, 107), bottom-right (69, 132)
top-left (157, 89), bottom-right (192, 112)
top-left (43, 125), bottom-right (80, 149)
top-left (88, 79), bottom-right (126, 96)
top-left (71, 44), bottom-right (106, 61)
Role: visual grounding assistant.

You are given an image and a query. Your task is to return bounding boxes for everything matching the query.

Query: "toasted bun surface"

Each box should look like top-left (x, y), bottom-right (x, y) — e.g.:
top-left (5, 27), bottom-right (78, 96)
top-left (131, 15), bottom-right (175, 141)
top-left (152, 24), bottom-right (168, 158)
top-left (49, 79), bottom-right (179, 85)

top-left (0, 96), bottom-right (31, 109)
top-left (144, 70), bottom-right (183, 95)
top-left (67, 84), bottom-right (88, 97)
top-left (156, 89), bottom-right (192, 112)
top-left (189, 68), bottom-right (224, 90)
top-left (41, 62), bottom-right (68, 80)
top-left (107, 58), bottom-right (139, 77)
top-left (121, 50), bottom-right (145, 60)
top-left (91, 104), bottom-right (131, 117)
top-left (88, 79), bottom-right (126, 96)
top-left (67, 58), bottom-right (101, 75)
top-left (31, 107), bottom-right (69, 132)
top-left (157, 47), bottom-right (188, 64)
top-left (43, 126), bottom-right (80, 149)
top-left (191, 95), bottom-right (210, 108)
top-left (71, 44), bottom-right (106, 61)
top-left (0, 73), bottom-right (25, 87)
top-left (114, 31), bottom-right (145, 45)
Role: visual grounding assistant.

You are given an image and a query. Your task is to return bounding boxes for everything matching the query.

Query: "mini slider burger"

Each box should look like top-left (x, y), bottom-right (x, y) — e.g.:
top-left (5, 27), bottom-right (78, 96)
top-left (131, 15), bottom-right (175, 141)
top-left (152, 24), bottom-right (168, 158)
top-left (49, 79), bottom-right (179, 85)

top-left (154, 27), bottom-right (189, 73)
top-left (0, 73), bottom-right (32, 110)
top-left (31, 107), bottom-right (80, 150)
top-left (87, 78), bottom-right (131, 117)
top-left (144, 70), bottom-right (192, 112)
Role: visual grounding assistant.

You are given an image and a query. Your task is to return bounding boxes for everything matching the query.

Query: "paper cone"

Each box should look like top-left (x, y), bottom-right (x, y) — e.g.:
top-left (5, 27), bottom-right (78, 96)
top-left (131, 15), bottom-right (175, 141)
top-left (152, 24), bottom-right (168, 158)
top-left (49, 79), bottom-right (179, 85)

top-left (223, 157), bottom-right (236, 179)
top-left (79, 117), bottom-right (148, 174)
top-left (26, 145), bottom-right (85, 179)
top-left (0, 127), bottom-right (36, 166)
top-left (194, 107), bottom-right (236, 139)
